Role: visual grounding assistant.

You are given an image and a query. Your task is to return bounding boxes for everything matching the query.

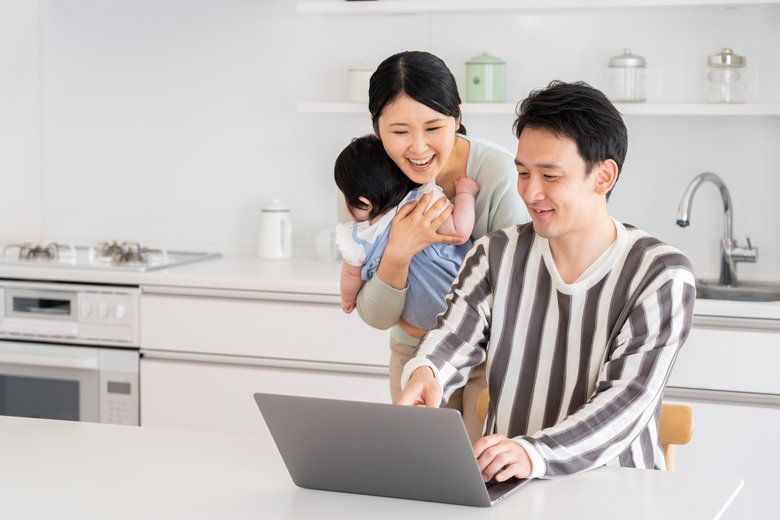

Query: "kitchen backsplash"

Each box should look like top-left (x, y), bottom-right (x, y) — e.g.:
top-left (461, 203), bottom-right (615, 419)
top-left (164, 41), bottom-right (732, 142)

top-left (4, 0), bottom-right (779, 281)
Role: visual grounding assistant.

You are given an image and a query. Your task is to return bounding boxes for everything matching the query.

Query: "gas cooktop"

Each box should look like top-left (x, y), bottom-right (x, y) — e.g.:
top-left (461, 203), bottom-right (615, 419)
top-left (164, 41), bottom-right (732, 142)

top-left (0, 241), bottom-right (221, 272)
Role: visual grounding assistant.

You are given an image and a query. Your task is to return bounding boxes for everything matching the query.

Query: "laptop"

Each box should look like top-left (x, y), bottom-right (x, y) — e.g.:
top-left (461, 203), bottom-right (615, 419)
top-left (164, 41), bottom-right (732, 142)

top-left (253, 392), bottom-right (529, 507)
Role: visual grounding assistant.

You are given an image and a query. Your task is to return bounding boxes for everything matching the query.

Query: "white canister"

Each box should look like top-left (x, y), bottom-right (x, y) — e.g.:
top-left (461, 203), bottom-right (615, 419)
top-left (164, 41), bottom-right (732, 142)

top-left (347, 62), bottom-right (376, 103)
top-left (257, 199), bottom-right (292, 259)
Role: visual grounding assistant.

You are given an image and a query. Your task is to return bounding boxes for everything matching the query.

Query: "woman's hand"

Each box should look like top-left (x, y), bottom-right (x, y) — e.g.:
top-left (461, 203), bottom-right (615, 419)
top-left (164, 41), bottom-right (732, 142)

top-left (389, 191), bottom-right (461, 256)
top-left (375, 192), bottom-right (461, 291)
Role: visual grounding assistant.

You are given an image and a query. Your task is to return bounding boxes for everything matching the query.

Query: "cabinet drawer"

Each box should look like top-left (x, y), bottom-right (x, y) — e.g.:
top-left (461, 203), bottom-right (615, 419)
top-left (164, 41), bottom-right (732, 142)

top-left (141, 358), bottom-right (389, 434)
top-left (140, 294), bottom-right (388, 366)
top-left (668, 326), bottom-right (780, 394)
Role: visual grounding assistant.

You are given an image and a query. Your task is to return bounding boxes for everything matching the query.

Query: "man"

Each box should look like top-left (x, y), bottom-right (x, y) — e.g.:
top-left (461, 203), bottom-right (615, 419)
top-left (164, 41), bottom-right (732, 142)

top-left (397, 81), bottom-right (696, 483)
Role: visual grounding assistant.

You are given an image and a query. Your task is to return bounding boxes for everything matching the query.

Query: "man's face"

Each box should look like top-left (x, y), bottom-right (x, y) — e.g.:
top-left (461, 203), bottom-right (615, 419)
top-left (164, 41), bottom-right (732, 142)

top-left (514, 127), bottom-right (606, 242)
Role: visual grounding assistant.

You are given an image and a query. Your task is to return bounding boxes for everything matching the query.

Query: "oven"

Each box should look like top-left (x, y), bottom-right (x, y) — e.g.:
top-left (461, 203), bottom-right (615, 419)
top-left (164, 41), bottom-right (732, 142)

top-left (0, 280), bottom-right (140, 425)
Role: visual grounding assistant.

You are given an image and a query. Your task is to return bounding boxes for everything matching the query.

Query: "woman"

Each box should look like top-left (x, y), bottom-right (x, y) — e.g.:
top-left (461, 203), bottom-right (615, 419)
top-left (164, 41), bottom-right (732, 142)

top-left (355, 51), bottom-right (526, 442)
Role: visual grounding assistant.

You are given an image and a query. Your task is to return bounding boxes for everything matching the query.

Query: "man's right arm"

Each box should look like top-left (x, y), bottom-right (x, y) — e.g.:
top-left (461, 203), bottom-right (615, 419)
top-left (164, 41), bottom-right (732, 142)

top-left (397, 236), bottom-right (494, 405)
top-left (395, 366), bottom-right (442, 407)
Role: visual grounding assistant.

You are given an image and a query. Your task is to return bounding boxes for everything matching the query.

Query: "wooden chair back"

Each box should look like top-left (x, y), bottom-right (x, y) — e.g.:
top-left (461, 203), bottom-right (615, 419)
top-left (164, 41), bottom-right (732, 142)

top-left (475, 389), bottom-right (693, 470)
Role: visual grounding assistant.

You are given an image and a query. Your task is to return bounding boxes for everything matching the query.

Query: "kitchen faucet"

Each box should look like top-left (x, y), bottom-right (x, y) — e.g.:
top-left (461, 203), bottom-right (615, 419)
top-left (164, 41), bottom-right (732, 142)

top-left (676, 172), bottom-right (757, 287)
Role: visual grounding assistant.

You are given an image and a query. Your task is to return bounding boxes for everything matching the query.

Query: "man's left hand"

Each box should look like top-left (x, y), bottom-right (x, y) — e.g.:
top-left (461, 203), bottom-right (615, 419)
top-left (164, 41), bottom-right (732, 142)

top-left (473, 434), bottom-right (532, 482)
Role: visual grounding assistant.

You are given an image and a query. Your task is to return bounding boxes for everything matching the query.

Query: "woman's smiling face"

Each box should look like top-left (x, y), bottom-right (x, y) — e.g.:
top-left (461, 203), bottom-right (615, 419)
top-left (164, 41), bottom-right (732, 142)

top-left (375, 95), bottom-right (459, 185)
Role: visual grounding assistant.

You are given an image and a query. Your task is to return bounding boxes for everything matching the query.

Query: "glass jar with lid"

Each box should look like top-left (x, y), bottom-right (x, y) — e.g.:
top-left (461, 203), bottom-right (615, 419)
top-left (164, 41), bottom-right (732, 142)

top-left (607, 49), bottom-right (647, 103)
top-left (705, 48), bottom-right (746, 103)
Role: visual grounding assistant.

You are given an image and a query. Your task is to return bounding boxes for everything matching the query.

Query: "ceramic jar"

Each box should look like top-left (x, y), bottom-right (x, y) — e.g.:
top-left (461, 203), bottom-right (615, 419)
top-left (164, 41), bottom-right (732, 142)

top-left (465, 52), bottom-right (506, 103)
top-left (347, 62), bottom-right (376, 103)
top-left (257, 199), bottom-right (292, 259)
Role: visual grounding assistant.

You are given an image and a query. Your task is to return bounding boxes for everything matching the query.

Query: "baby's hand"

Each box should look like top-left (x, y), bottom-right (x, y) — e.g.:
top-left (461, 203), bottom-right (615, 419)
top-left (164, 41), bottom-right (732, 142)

top-left (341, 300), bottom-right (356, 314)
top-left (455, 177), bottom-right (480, 197)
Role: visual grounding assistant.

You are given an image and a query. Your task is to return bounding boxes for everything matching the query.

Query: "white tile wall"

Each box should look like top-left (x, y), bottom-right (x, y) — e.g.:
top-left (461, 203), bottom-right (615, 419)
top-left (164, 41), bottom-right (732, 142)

top-left (0, 0), bottom-right (42, 242)
top-left (8, 0), bottom-right (780, 281)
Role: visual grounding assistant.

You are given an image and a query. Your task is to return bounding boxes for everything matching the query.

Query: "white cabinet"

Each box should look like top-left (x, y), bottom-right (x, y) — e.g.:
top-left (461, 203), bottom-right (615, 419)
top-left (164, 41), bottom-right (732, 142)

top-left (665, 321), bottom-right (780, 520)
top-left (139, 289), bottom-right (392, 433)
top-left (668, 324), bottom-right (780, 394)
top-left (141, 357), bottom-right (388, 434)
top-left (664, 399), bottom-right (780, 520)
top-left (140, 291), bottom-right (388, 366)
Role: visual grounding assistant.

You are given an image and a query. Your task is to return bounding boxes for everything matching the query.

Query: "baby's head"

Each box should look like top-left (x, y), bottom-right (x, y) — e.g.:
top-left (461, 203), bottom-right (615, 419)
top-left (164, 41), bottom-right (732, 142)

top-left (335, 135), bottom-right (419, 221)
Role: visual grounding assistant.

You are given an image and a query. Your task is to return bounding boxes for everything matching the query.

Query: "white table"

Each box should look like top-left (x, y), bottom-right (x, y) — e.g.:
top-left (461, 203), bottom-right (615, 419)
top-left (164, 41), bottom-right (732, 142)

top-left (0, 415), bottom-right (742, 519)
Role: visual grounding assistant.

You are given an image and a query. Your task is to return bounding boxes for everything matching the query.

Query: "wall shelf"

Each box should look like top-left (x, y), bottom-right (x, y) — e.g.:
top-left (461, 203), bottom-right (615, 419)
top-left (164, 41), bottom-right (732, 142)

top-left (297, 102), bottom-right (780, 116)
top-left (296, 0), bottom-right (780, 15)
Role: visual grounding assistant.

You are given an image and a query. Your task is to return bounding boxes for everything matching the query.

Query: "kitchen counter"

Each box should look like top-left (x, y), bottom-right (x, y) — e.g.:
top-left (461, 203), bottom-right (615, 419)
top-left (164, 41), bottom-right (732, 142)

top-left (2, 255), bottom-right (780, 320)
top-left (0, 415), bottom-right (742, 520)
top-left (0, 255), bottom-right (342, 294)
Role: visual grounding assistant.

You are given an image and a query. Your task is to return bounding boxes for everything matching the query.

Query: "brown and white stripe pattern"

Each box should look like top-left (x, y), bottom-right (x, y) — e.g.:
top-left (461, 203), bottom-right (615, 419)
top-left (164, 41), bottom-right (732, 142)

top-left (404, 221), bottom-right (696, 477)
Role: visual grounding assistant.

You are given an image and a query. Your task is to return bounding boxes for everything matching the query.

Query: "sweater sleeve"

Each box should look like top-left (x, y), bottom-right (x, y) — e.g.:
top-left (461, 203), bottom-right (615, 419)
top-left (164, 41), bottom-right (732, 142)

top-left (355, 274), bottom-right (407, 331)
top-left (400, 237), bottom-right (493, 398)
top-left (519, 266), bottom-right (696, 478)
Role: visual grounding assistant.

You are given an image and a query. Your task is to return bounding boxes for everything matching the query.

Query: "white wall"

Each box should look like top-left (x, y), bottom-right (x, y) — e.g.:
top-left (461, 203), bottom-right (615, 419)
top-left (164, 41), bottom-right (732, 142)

top-left (34, 0), bottom-right (780, 281)
top-left (0, 0), bottom-right (42, 242)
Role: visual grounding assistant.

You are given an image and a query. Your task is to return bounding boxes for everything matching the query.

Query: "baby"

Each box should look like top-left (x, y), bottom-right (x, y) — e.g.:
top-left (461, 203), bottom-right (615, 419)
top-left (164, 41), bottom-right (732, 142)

top-left (334, 135), bottom-right (479, 339)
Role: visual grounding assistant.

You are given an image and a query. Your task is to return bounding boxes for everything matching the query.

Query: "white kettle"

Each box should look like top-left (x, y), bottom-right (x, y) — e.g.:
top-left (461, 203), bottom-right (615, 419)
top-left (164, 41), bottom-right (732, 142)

top-left (257, 199), bottom-right (292, 259)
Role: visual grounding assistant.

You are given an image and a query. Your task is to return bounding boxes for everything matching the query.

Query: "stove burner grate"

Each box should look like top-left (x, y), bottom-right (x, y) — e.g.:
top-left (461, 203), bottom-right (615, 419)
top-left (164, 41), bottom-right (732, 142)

top-left (90, 241), bottom-right (168, 266)
top-left (2, 242), bottom-right (76, 261)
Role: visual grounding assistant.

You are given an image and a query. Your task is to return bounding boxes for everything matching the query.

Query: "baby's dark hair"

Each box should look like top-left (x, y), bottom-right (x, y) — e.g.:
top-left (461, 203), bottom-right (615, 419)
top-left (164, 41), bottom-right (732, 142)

top-left (334, 135), bottom-right (419, 221)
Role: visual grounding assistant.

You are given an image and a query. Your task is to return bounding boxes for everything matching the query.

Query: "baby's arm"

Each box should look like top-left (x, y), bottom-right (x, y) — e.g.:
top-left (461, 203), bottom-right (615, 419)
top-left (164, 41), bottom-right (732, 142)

top-left (435, 177), bottom-right (479, 244)
top-left (340, 262), bottom-right (363, 313)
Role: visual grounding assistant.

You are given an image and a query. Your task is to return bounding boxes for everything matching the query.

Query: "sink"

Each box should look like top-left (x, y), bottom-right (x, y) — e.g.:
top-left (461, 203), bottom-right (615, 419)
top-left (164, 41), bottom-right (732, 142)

top-left (696, 279), bottom-right (780, 302)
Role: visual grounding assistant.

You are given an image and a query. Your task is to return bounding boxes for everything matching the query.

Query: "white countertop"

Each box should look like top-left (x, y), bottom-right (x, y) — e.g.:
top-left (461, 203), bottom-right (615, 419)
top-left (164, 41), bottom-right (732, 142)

top-left (2, 254), bottom-right (780, 320)
top-left (0, 255), bottom-right (343, 294)
top-left (0, 415), bottom-right (742, 520)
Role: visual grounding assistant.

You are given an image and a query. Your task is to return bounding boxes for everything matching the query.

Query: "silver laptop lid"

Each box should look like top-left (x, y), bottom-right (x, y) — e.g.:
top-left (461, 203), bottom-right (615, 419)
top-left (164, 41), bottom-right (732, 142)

top-left (254, 393), bottom-right (527, 507)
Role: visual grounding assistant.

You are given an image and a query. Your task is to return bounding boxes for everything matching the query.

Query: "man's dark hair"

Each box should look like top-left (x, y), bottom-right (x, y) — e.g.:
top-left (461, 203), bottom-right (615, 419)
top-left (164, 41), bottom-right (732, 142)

top-left (334, 135), bottom-right (419, 221)
top-left (513, 81), bottom-right (627, 198)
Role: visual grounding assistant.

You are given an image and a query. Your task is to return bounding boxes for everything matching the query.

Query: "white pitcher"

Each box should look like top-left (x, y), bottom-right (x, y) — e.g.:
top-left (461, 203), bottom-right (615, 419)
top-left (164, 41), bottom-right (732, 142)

top-left (257, 199), bottom-right (292, 259)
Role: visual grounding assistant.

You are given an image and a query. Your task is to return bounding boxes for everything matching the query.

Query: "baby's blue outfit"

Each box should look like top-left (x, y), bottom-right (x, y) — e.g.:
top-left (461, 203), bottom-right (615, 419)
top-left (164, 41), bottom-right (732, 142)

top-left (336, 184), bottom-right (472, 330)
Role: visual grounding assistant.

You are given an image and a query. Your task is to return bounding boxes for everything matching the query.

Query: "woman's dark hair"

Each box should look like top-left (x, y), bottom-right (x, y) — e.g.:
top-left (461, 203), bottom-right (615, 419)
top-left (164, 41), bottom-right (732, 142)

top-left (334, 135), bottom-right (420, 221)
top-left (369, 50), bottom-right (466, 135)
top-left (513, 80), bottom-right (628, 198)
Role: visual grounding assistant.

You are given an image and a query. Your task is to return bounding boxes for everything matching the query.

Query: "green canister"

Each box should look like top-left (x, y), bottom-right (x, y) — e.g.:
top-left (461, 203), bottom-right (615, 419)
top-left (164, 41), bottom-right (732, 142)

top-left (465, 52), bottom-right (506, 103)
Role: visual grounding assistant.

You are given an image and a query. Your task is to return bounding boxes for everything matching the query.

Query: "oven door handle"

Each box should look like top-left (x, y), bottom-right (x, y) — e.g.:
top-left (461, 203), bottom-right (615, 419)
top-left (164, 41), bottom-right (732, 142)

top-left (0, 352), bottom-right (98, 370)
top-left (0, 318), bottom-right (78, 337)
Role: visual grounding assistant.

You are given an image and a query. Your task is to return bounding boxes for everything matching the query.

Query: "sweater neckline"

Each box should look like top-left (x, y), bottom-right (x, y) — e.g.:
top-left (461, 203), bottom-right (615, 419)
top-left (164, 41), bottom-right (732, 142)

top-left (537, 218), bottom-right (626, 293)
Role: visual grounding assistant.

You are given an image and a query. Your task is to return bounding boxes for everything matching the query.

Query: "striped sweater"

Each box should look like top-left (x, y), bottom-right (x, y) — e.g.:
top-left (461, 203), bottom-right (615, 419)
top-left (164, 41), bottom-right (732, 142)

top-left (402, 220), bottom-right (696, 478)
